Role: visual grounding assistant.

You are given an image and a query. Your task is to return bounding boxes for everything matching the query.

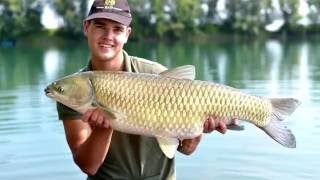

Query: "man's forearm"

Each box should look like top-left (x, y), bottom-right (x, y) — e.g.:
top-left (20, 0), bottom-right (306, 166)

top-left (74, 127), bottom-right (113, 175)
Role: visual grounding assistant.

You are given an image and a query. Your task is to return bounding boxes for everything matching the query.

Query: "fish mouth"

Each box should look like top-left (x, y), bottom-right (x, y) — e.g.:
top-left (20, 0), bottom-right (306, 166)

top-left (44, 87), bottom-right (54, 97)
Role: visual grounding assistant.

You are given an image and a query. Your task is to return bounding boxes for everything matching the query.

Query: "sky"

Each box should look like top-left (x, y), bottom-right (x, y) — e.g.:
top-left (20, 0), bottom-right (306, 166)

top-left (41, 0), bottom-right (94, 29)
top-left (41, 4), bottom-right (61, 29)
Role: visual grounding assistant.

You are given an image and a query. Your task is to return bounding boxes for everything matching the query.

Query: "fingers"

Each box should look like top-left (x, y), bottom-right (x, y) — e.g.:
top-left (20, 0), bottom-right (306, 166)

top-left (82, 109), bottom-right (94, 123)
top-left (230, 117), bottom-right (237, 125)
top-left (203, 116), bottom-right (227, 134)
top-left (216, 121), bottom-right (227, 134)
top-left (81, 108), bottom-right (111, 128)
top-left (203, 117), bottom-right (216, 133)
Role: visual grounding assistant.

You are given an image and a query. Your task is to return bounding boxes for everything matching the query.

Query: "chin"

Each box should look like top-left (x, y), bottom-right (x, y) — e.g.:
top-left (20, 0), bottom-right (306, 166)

top-left (94, 49), bottom-right (119, 61)
top-left (96, 53), bottom-right (115, 61)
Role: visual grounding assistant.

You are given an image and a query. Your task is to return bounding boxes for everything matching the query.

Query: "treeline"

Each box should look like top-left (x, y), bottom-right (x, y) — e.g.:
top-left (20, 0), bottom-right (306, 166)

top-left (1, 0), bottom-right (320, 42)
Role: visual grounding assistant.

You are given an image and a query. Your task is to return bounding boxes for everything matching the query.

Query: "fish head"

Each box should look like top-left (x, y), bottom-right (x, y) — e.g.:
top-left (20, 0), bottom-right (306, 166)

top-left (45, 73), bottom-right (94, 112)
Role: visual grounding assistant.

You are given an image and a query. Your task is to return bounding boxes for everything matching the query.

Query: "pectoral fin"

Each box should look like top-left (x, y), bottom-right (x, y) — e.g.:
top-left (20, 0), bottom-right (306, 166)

top-left (156, 137), bottom-right (179, 159)
top-left (92, 101), bottom-right (125, 120)
top-left (227, 124), bottom-right (245, 130)
top-left (102, 106), bottom-right (125, 120)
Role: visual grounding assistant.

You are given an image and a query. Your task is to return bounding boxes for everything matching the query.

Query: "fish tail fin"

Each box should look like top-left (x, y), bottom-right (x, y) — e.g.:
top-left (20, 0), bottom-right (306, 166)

top-left (260, 98), bottom-right (301, 148)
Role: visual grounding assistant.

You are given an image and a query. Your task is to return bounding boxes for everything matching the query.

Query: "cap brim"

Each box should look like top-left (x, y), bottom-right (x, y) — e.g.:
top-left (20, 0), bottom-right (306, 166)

top-left (85, 12), bottom-right (132, 26)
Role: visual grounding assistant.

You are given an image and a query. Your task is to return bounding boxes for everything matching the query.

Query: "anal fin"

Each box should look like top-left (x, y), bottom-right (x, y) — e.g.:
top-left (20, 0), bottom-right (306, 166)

top-left (156, 137), bottom-right (179, 159)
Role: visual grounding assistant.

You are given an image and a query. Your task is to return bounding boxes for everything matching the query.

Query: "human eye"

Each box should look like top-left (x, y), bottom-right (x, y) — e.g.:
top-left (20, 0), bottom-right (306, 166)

top-left (114, 26), bottom-right (125, 33)
top-left (93, 20), bottom-right (105, 28)
top-left (94, 24), bottom-right (104, 29)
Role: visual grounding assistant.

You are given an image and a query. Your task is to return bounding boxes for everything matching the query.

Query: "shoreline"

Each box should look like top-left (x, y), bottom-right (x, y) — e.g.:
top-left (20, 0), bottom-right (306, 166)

top-left (3, 30), bottom-right (320, 48)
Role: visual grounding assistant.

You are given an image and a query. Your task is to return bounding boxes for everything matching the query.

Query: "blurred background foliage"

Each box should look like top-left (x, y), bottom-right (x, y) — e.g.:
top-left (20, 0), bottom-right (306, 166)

top-left (0, 0), bottom-right (42, 40)
top-left (1, 0), bottom-right (320, 42)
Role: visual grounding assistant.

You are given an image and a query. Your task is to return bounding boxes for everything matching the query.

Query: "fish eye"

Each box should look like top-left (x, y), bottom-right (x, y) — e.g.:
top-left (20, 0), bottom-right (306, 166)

top-left (58, 87), bottom-right (64, 93)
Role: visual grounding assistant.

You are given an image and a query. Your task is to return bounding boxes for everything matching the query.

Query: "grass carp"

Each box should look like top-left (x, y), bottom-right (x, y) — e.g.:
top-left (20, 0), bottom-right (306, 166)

top-left (45, 65), bottom-right (300, 158)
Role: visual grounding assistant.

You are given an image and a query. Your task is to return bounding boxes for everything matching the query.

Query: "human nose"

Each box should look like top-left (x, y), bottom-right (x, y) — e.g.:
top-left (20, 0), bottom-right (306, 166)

top-left (102, 28), bottom-right (113, 39)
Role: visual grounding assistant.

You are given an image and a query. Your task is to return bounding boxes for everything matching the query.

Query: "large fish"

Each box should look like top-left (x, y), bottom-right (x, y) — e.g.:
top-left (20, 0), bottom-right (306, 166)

top-left (45, 65), bottom-right (300, 158)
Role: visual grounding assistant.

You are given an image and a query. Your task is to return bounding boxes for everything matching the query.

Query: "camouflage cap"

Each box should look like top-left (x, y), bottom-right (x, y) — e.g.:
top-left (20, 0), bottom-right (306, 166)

top-left (85, 0), bottom-right (132, 26)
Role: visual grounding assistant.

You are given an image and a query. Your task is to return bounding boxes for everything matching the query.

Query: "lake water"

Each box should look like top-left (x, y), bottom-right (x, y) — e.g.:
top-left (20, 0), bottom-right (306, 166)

top-left (0, 38), bottom-right (319, 179)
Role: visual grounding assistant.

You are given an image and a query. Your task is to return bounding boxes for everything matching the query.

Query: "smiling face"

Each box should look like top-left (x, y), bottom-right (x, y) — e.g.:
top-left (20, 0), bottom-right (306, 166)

top-left (83, 18), bottom-right (131, 67)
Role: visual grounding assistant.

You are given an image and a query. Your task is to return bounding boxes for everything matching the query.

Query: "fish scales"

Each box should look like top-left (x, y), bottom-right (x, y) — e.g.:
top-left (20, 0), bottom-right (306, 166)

top-left (45, 65), bottom-right (300, 157)
top-left (90, 71), bottom-right (272, 138)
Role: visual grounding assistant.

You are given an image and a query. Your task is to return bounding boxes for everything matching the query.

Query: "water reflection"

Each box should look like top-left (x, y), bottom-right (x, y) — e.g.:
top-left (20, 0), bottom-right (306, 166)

top-left (266, 39), bottom-right (282, 96)
top-left (297, 43), bottom-right (311, 101)
top-left (215, 52), bottom-right (227, 83)
top-left (43, 48), bottom-right (65, 82)
top-left (0, 39), bottom-right (319, 179)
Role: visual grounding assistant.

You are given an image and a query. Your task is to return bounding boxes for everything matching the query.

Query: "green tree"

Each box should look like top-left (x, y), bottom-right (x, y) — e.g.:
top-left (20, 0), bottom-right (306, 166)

top-left (0, 0), bottom-right (43, 41)
top-left (306, 0), bottom-right (320, 28)
top-left (170, 0), bottom-right (202, 38)
top-left (130, 0), bottom-right (154, 39)
top-left (151, 0), bottom-right (171, 38)
top-left (48, 0), bottom-right (87, 37)
top-left (131, 0), bottom-right (202, 39)
top-left (223, 0), bottom-right (271, 35)
top-left (278, 0), bottom-right (300, 33)
top-left (199, 0), bottom-right (219, 26)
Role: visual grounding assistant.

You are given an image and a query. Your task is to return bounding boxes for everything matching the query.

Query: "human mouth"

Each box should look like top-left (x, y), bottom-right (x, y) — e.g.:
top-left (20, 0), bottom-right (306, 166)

top-left (99, 43), bottom-right (113, 49)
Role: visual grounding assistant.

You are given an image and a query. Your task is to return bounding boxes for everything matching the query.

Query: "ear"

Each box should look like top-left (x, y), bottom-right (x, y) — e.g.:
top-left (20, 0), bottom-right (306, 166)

top-left (83, 20), bottom-right (90, 37)
top-left (124, 26), bottom-right (132, 43)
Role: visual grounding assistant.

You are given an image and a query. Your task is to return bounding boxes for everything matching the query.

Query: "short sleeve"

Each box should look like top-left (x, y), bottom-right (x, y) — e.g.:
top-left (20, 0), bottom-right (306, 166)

top-left (130, 56), bottom-right (168, 74)
top-left (56, 102), bottom-right (82, 120)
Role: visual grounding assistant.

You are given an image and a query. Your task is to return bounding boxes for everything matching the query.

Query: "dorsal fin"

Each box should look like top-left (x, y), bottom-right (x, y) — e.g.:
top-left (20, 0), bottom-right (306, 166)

top-left (160, 65), bottom-right (195, 80)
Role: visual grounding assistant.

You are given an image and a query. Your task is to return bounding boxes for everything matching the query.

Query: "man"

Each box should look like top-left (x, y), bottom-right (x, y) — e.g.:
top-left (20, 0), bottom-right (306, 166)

top-left (57, 0), bottom-right (227, 179)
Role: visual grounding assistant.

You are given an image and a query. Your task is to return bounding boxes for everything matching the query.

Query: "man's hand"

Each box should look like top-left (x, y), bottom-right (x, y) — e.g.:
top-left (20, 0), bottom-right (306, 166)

top-left (66, 108), bottom-right (114, 175)
top-left (178, 116), bottom-right (229, 155)
top-left (82, 108), bottom-right (111, 128)
top-left (203, 116), bottom-right (228, 134)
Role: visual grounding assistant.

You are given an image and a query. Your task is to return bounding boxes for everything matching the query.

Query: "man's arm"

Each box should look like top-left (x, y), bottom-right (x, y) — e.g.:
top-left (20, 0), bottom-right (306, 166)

top-left (62, 108), bottom-right (113, 175)
top-left (178, 117), bottom-right (227, 155)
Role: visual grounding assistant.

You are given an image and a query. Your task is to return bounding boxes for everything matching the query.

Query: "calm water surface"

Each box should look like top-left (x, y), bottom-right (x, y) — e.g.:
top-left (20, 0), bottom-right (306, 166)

top-left (0, 39), bottom-right (319, 179)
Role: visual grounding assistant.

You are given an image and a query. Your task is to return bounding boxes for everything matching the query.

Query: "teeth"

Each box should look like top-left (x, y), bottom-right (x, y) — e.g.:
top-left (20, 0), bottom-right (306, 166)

top-left (100, 43), bottom-right (112, 48)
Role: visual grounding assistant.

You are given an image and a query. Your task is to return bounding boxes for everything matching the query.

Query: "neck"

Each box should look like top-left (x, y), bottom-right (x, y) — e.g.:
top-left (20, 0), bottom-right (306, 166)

top-left (91, 52), bottom-right (125, 71)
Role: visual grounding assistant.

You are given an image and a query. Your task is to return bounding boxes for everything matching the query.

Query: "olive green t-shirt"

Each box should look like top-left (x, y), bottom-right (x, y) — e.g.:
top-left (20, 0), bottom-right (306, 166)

top-left (56, 50), bottom-right (176, 180)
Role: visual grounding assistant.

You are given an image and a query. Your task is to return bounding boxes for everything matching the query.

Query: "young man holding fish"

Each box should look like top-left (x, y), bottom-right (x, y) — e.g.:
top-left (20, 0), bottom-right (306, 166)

top-left (56, 0), bottom-right (228, 179)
